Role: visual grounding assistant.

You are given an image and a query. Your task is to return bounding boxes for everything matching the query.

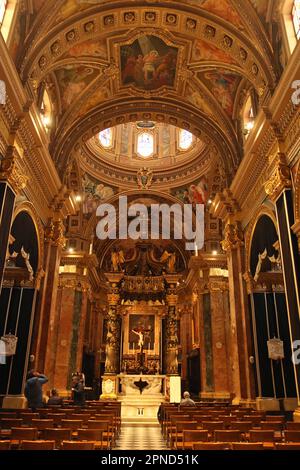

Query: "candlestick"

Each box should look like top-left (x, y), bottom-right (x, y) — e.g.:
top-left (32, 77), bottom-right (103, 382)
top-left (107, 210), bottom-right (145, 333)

top-left (194, 243), bottom-right (198, 256)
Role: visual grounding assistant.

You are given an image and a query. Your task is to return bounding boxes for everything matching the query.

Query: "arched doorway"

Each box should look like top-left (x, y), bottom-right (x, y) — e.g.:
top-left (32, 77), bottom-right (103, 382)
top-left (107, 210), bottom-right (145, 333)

top-left (0, 210), bottom-right (40, 406)
top-left (248, 214), bottom-right (297, 409)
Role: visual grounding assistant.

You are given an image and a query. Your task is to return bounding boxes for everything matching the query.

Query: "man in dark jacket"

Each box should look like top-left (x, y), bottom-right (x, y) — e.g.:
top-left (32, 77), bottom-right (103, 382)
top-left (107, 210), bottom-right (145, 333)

top-left (72, 376), bottom-right (85, 406)
top-left (24, 370), bottom-right (48, 410)
top-left (47, 388), bottom-right (64, 406)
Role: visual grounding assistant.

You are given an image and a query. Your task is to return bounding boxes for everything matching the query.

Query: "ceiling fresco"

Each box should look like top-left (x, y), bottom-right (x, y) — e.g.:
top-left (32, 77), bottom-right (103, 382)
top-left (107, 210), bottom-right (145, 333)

top-left (197, 69), bottom-right (241, 117)
top-left (120, 35), bottom-right (178, 91)
top-left (191, 38), bottom-right (239, 65)
top-left (16, 0), bottom-right (280, 192)
top-left (54, 65), bottom-right (100, 113)
top-left (61, 37), bottom-right (107, 60)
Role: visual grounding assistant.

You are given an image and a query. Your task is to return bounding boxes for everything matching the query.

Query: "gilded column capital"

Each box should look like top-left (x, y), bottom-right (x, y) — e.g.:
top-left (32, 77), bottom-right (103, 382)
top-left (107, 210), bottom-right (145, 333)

top-left (107, 292), bottom-right (120, 306)
top-left (208, 280), bottom-right (229, 292)
top-left (53, 219), bottom-right (66, 248)
top-left (44, 218), bottom-right (55, 243)
top-left (58, 274), bottom-right (91, 292)
top-left (0, 152), bottom-right (28, 193)
top-left (264, 153), bottom-right (292, 202)
top-left (166, 293), bottom-right (178, 306)
top-left (221, 221), bottom-right (244, 253)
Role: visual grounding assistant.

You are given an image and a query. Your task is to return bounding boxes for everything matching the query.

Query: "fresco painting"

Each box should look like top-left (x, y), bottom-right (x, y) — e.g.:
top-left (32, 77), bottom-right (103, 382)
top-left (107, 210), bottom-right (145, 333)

top-left (77, 86), bottom-right (110, 117)
top-left (55, 0), bottom-right (99, 23)
top-left (185, 84), bottom-right (214, 117)
top-left (172, 176), bottom-right (209, 208)
top-left (197, 0), bottom-right (244, 29)
top-left (192, 39), bottom-right (238, 65)
top-left (55, 65), bottom-right (99, 111)
top-left (199, 70), bottom-right (241, 117)
top-left (120, 35), bottom-right (178, 90)
top-left (63, 38), bottom-right (107, 59)
top-left (82, 173), bottom-right (116, 215)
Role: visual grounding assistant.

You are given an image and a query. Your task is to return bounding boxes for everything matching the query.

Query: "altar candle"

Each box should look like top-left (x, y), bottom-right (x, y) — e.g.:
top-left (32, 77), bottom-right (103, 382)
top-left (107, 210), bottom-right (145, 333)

top-left (195, 243), bottom-right (198, 256)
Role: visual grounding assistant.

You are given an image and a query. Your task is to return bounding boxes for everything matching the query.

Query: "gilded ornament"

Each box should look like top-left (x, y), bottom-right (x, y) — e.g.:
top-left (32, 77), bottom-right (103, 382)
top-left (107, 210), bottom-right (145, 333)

top-left (66, 30), bottom-right (76, 42)
top-left (186, 18), bottom-right (197, 30)
top-left (264, 154), bottom-right (292, 202)
top-left (104, 15), bottom-right (114, 26)
top-left (204, 25), bottom-right (216, 38)
top-left (144, 12), bottom-right (156, 23)
top-left (0, 157), bottom-right (28, 193)
top-left (84, 21), bottom-right (95, 33)
top-left (221, 222), bottom-right (244, 252)
top-left (124, 12), bottom-right (135, 23)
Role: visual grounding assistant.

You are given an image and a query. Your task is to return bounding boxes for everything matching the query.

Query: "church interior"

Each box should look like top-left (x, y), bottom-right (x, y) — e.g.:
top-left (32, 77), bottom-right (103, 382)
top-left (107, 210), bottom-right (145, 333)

top-left (0, 0), bottom-right (300, 452)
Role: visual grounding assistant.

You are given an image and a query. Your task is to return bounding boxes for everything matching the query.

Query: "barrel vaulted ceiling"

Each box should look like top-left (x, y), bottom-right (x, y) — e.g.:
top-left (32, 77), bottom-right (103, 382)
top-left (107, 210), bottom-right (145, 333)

top-left (14, 0), bottom-right (281, 187)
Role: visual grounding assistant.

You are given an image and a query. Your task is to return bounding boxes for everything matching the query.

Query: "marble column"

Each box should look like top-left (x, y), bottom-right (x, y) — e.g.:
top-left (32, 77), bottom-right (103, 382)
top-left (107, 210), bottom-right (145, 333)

top-left (265, 154), bottom-right (300, 417)
top-left (104, 293), bottom-right (121, 375)
top-left (36, 218), bottom-right (65, 375)
top-left (166, 291), bottom-right (179, 376)
top-left (221, 220), bottom-right (255, 403)
top-left (209, 280), bottom-right (231, 398)
top-left (101, 283), bottom-right (121, 399)
top-left (51, 275), bottom-right (90, 391)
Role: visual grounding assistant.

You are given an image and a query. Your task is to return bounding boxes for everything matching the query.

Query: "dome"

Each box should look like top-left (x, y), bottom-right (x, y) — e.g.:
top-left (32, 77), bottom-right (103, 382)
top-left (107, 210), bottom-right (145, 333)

top-left (86, 122), bottom-right (205, 170)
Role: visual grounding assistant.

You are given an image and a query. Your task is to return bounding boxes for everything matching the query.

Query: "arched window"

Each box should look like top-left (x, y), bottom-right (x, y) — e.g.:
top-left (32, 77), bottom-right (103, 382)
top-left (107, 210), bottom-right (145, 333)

top-left (40, 88), bottom-right (52, 133)
top-left (99, 128), bottom-right (113, 148)
top-left (242, 94), bottom-right (255, 139)
top-left (137, 132), bottom-right (154, 158)
top-left (179, 129), bottom-right (193, 150)
top-left (0, 0), bottom-right (7, 25)
top-left (293, 0), bottom-right (300, 39)
top-left (282, 0), bottom-right (300, 54)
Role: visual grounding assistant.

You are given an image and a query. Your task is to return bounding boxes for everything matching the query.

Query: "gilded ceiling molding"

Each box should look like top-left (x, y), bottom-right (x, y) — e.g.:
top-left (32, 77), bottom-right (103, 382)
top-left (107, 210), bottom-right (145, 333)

top-left (264, 152), bottom-right (292, 202)
top-left (0, 147), bottom-right (28, 193)
top-left (20, 3), bottom-right (275, 96)
top-left (230, 0), bottom-right (277, 76)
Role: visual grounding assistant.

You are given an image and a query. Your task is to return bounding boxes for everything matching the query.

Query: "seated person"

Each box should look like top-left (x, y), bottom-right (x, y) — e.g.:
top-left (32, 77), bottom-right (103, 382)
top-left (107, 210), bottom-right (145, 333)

top-left (180, 391), bottom-right (196, 407)
top-left (47, 388), bottom-right (64, 406)
top-left (72, 376), bottom-right (86, 406)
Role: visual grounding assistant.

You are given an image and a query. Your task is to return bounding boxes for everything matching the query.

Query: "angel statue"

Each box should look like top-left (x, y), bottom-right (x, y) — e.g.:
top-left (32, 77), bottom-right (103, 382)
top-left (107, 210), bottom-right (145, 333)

top-left (111, 248), bottom-right (126, 272)
top-left (160, 249), bottom-right (176, 273)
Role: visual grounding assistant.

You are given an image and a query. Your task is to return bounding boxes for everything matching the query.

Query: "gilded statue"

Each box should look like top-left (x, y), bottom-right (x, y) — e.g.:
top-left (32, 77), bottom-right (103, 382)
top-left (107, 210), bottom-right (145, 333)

top-left (160, 250), bottom-right (176, 273)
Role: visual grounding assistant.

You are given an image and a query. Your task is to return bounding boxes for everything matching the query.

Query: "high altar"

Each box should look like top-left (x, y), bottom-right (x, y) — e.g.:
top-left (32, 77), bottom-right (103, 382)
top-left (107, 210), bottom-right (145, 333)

top-left (100, 247), bottom-right (182, 422)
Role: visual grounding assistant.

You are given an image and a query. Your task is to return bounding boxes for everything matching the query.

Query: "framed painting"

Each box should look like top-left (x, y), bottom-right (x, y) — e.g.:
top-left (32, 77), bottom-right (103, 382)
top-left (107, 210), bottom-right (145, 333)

top-left (129, 314), bottom-right (155, 350)
top-left (120, 35), bottom-right (178, 90)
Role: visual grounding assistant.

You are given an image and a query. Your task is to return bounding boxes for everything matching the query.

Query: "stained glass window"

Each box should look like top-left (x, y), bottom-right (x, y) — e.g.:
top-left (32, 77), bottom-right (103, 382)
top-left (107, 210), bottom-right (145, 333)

top-left (0, 0), bottom-right (7, 25)
top-left (99, 128), bottom-right (113, 148)
top-left (179, 129), bottom-right (193, 150)
top-left (137, 132), bottom-right (154, 157)
top-left (293, 0), bottom-right (300, 39)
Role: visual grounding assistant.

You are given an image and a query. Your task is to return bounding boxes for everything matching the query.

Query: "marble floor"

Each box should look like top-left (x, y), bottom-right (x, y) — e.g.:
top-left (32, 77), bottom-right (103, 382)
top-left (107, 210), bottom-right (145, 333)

top-left (114, 425), bottom-right (169, 450)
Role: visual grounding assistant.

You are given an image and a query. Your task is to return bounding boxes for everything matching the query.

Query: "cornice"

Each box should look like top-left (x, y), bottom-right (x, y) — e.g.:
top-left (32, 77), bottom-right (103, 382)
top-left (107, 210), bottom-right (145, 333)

top-left (79, 143), bottom-right (214, 190)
